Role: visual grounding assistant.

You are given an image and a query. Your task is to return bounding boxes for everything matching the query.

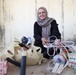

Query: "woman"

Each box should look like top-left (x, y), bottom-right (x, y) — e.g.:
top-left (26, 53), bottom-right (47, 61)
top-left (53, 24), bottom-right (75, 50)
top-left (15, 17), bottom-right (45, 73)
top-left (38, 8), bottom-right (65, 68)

top-left (33, 7), bottom-right (61, 59)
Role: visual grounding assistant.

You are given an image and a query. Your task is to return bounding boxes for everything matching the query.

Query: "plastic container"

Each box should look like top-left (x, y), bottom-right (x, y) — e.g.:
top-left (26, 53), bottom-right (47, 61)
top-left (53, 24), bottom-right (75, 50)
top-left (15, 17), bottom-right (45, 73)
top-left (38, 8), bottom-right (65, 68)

top-left (0, 60), bottom-right (8, 75)
top-left (68, 62), bottom-right (76, 74)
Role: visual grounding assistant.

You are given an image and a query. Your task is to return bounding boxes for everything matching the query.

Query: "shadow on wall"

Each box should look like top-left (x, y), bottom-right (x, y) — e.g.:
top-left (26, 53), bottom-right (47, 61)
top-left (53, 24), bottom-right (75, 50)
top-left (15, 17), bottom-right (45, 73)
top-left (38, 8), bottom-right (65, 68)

top-left (0, 25), bottom-right (5, 48)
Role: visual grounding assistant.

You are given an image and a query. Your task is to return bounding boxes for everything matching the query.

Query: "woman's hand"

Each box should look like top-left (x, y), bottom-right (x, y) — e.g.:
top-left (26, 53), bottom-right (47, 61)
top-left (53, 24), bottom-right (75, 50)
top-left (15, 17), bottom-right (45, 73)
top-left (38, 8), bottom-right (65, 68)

top-left (54, 39), bottom-right (61, 45)
top-left (41, 38), bottom-right (48, 45)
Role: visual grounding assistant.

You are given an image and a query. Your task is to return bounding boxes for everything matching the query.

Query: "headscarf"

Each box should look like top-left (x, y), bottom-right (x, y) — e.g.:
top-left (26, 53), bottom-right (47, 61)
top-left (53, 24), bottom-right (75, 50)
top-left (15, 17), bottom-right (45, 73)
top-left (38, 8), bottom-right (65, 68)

top-left (37, 7), bottom-right (54, 38)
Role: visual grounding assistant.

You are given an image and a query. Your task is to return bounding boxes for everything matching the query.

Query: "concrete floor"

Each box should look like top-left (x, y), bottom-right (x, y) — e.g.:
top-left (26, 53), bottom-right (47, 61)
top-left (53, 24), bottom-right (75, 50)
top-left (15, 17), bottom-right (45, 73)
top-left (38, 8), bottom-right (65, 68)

top-left (7, 60), bottom-right (76, 75)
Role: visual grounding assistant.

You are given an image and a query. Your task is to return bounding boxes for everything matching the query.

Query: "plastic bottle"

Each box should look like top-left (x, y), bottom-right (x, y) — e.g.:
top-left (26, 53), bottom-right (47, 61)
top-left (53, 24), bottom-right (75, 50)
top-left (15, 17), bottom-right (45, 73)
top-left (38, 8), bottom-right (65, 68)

top-left (68, 62), bottom-right (76, 74)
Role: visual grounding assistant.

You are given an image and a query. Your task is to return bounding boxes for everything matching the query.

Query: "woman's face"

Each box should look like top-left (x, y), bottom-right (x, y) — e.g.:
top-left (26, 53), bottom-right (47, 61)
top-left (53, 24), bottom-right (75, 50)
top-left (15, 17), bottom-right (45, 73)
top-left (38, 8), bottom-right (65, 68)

top-left (38, 9), bottom-right (46, 20)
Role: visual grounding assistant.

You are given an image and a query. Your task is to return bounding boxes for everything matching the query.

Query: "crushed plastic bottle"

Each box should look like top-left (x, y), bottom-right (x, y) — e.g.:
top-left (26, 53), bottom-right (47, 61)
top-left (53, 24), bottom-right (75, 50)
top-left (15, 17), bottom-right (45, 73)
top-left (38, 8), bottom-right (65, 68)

top-left (73, 64), bottom-right (76, 74)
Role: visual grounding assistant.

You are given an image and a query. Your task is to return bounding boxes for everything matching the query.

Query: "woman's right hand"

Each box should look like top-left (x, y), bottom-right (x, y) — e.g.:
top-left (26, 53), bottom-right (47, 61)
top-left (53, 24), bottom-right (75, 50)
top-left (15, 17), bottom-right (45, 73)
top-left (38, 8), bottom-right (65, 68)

top-left (41, 38), bottom-right (48, 45)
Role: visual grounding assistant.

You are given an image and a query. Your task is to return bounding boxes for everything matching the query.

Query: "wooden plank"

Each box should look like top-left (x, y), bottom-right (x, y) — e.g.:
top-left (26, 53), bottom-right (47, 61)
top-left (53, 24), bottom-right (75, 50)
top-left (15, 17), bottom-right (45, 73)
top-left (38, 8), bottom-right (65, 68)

top-left (64, 0), bottom-right (75, 40)
top-left (12, 0), bottom-right (35, 39)
top-left (36, 0), bottom-right (48, 10)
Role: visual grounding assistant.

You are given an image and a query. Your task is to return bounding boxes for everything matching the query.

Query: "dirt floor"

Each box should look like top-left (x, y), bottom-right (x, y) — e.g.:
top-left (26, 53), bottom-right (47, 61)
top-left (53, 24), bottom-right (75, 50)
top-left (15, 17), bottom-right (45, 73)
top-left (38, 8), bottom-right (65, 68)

top-left (0, 48), bottom-right (76, 75)
top-left (7, 60), bottom-right (76, 75)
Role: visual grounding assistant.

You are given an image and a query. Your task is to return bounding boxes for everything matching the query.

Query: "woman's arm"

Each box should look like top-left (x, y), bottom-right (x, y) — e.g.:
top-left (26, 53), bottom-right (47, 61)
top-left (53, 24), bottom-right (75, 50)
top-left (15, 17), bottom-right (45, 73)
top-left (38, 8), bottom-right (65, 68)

top-left (34, 22), bottom-right (42, 41)
top-left (51, 20), bottom-right (61, 39)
